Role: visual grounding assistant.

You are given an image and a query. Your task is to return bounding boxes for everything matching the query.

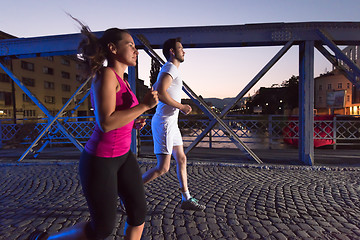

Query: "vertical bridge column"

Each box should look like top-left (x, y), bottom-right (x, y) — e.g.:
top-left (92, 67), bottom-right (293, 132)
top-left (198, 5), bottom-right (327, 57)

top-left (299, 40), bottom-right (314, 165)
top-left (128, 66), bottom-right (138, 156)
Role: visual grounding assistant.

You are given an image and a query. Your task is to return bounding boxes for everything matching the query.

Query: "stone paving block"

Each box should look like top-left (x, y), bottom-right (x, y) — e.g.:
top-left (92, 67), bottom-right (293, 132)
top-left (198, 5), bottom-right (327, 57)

top-left (255, 226), bottom-right (270, 237)
top-left (175, 226), bottom-right (187, 235)
top-left (174, 219), bottom-right (185, 227)
top-left (235, 230), bottom-right (248, 240)
top-left (336, 227), bottom-right (354, 235)
top-left (212, 230), bottom-right (224, 239)
top-left (151, 219), bottom-right (162, 227)
top-left (273, 222), bottom-right (290, 231)
top-left (227, 219), bottom-right (239, 226)
top-left (247, 232), bottom-right (262, 239)
top-left (307, 230), bottom-right (325, 239)
top-left (151, 226), bottom-right (163, 235)
top-left (186, 227), bottom-right (199, 236)
top-left (197, 223), bottom-right (208, 232)
top-left (272, 232), bottom-right (288, 240)
top-left (206, 217), bottom-right (217, 224)
top-left (185, 221), bottom-right (197, 229)
top-left (189, 235), bottom-right (203, 240)
top-left (177, 234), bottom-right (191, 240)
top-left (207, 223), bottom-right (220, 231)
top-left (342, 222), bottom-right (359, 229)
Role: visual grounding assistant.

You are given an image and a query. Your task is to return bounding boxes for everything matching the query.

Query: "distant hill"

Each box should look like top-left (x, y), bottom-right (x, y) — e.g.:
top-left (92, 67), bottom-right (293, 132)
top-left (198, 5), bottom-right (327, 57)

top-left (203, 97), bottom-right (235, 110)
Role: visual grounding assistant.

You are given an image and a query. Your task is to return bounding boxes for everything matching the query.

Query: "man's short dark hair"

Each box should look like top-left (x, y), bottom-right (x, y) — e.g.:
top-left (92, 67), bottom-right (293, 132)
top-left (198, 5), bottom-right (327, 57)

top-left (162, 37), bottom-right (182, 61)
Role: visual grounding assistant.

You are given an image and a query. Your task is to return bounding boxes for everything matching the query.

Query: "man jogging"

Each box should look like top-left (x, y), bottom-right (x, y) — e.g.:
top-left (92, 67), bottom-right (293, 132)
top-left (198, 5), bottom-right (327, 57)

top-left (142, 38), bottom-right (205, 211)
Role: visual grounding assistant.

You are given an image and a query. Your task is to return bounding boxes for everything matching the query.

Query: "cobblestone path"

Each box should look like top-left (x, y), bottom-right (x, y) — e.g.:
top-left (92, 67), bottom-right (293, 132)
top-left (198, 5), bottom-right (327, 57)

top-left (0, 162), bottom-right (360, 239)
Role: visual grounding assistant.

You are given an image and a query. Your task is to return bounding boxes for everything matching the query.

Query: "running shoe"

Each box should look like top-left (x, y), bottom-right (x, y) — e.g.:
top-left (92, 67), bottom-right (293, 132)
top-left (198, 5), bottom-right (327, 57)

top-left (180, 197), bottom-right (206, 211)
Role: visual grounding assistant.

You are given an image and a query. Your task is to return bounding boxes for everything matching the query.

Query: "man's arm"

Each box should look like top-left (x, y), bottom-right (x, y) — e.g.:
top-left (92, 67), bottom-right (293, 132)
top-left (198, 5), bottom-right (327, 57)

top-left (157, 73), bottom-right (191, 114)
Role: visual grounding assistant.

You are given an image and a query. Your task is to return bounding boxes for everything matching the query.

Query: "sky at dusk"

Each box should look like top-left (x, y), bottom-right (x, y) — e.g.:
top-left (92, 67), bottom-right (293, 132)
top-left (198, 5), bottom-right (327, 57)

top-left (1, 0), bottom-right (359, 98)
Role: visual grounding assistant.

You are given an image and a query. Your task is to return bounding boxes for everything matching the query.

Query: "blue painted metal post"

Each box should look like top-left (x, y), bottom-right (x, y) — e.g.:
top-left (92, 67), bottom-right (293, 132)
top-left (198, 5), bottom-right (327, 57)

top-left (299, 41), bottom-right (315, 166)
top-left (128, 66), bottom-right (138, 156)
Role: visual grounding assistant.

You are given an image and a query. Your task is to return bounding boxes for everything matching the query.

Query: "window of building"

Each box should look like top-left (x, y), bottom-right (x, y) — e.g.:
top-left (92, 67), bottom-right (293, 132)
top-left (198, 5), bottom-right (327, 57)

top-left (44, 96), bottom-right (55, 104)
top-left (319, 96), bottom-right (322, 103)
top-left (61, 58), bottom-right (70, 66)
top-left (21, 61), bottom-right (35, 71)
top-left (23, 110), bottom-right (36, 117)
top-left (44, 56), bottom-right (54, 61)
top-left (62, 84), bottom-right (71, 92)
top-left (347, 83), bottom-right (351, 89)
top-left (347, 95), bottom-right (350, 102)
top-left (44, 81), bottom-right (55, 89)
top-left (76, 75), bottom-right (83, 82)
top-left (43, 66), bottom-right (54, 75)
top-left (61, 71), bottom-right (70, 79)
top-left (0, 91), bottom-right (12, 105)
top-left (23, 93), bottom-right (32, 102)
top-left (319, 84), bottom-right (322, 91)
top-left (22, 77), bottom-right (35, 87)
top-left (0, 73), bottom-right (10, 82)
top-left (76, 63), bottom-right (84, 70)
top-left (327, 84), bottom-right (332, 90)
top-left (0, 109), bottom-right (11, 117)
top-left (338, 83), bottom-right (342, 89)
top-left (62, 97), bottom-right (70, 104)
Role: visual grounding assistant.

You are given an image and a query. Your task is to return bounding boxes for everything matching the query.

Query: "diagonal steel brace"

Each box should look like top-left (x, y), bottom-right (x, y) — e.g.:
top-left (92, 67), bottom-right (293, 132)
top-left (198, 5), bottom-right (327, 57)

top-left (317, 29), bottom-right (360, 84)
top-left (315, 43), bottom-right (359, 86)
top-left (0, 60), bottom-right (89, 161)
top-left (33, 88), bottom-right (91, 158)
top-left (185, 40), bottom-right (294, 154)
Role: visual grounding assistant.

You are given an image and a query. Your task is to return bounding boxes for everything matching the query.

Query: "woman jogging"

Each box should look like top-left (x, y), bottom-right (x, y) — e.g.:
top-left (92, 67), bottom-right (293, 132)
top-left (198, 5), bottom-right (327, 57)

top-left (28, 20), bottom-right (158, 240)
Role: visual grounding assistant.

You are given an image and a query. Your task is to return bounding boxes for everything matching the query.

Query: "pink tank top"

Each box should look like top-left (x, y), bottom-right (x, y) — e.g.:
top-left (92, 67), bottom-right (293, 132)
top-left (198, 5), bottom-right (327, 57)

top-left (85, 68), bottom-right (139, 158)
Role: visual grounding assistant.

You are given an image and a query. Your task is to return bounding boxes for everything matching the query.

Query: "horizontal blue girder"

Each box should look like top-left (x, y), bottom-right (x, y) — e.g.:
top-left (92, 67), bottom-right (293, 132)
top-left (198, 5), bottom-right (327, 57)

top-left (1, 22), bottom-right (360, 58)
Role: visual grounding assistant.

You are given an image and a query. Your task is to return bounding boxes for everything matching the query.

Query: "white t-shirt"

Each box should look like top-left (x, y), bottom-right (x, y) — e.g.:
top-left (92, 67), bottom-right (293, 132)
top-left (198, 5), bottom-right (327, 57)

top-left (153, 62), bottom-right (183, 118)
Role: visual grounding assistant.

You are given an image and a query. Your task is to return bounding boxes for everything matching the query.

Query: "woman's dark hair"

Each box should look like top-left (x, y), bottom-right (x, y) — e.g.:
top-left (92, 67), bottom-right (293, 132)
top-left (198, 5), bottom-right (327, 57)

top-left (150, 58), bottom-right (161, 86)
top-left (162, 37), bottom-right (181, 61)
top-left (70, 15), bottom-right (128, 76)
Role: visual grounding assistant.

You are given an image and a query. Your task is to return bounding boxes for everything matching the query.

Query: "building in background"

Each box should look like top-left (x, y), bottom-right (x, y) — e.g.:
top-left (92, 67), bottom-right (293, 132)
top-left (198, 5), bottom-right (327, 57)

top-left (315, 45), bottom-right (360, 115)
top-left (314, 70), bottom-right (351, 115)
top-left (0, 31), bottom-right (90, 120)
top-left (0, 31), bottom-right (150, 121)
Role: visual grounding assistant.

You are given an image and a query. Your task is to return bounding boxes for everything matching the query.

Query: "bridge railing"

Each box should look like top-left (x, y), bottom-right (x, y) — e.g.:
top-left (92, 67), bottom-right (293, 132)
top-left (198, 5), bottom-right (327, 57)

top-left (1, 114), bottom-right (359, 150)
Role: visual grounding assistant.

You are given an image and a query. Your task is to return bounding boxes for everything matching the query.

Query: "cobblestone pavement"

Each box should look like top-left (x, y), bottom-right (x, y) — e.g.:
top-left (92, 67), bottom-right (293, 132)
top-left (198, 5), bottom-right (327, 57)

top-left (1, 160), bottom-right (360, 240)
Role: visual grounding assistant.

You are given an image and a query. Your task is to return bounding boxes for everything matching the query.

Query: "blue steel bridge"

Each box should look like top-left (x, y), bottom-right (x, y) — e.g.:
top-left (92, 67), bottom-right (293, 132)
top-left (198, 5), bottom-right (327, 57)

top-left (1, 22), bottom-right (360, 165)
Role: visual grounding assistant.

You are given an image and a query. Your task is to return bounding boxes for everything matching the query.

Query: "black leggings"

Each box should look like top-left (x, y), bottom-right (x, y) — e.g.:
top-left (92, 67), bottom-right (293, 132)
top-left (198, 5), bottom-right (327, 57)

top-left (79, 150), bottom-right (146, 239)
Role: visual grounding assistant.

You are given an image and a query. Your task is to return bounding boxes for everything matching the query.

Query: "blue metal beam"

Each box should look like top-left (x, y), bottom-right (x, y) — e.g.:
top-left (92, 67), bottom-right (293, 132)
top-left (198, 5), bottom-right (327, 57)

top-left (317, 29), bottom-right (360, 80)
top-left (128, 66), bottom-right (138, 156)
top-left (315, 43), bottom-right (359, 86)
top-left (33, 88), bottom-right (91, 158)
top-left (1, 22), bottom-right (360, 59)
top-left (299, 41), bottom-right (315, 166)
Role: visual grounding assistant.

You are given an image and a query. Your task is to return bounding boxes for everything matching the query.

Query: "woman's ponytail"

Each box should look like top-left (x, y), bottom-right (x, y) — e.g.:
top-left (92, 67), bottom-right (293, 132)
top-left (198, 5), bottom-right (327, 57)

top-left (69, 14), bottom-right (106, 76)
